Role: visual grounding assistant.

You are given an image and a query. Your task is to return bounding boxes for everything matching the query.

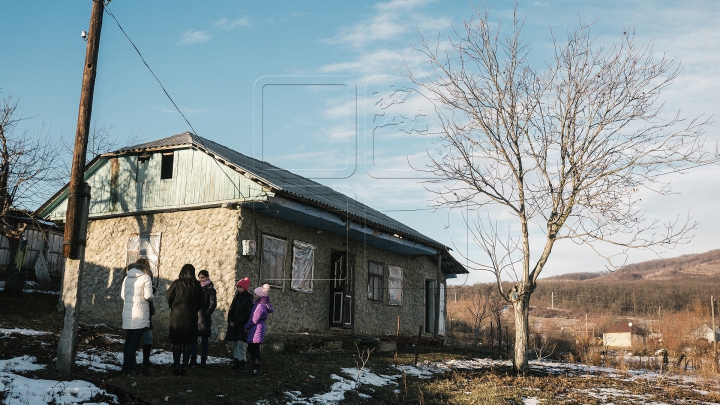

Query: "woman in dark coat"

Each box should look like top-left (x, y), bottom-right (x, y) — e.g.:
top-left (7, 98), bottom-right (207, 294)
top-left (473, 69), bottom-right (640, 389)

top-left (190, 269), bottom-right (216, 367)
top-left (166, 264), bottom-right (203, 375)
top-left (225, 277), bottom-right (254, 371)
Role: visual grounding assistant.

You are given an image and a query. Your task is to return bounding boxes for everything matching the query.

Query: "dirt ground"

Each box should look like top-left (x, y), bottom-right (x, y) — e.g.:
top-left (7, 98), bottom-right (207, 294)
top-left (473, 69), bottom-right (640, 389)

top-left (3, 291), bottom-right (720, 404)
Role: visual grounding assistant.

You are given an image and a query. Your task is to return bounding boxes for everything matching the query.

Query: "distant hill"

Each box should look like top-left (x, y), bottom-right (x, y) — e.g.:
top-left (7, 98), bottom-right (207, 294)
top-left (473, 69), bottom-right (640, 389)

top-left (542, 249), bottom-right (720, 282)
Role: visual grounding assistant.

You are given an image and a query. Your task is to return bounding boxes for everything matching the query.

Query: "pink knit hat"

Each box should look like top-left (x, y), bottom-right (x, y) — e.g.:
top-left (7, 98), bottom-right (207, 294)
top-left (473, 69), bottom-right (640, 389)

top-left (236, 277), bottom-right (250, 291)
top-left (254, 286), bottom-right (268, 297)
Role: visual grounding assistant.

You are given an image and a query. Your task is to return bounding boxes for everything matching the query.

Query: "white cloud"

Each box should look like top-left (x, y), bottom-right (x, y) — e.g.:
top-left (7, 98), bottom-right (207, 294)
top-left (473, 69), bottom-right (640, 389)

top-left (214, 16), bottom-right (251, 30)
top-left (324, 0), bottom-right (449, 49)
top-left (180, 30), bottom-right (211, 44)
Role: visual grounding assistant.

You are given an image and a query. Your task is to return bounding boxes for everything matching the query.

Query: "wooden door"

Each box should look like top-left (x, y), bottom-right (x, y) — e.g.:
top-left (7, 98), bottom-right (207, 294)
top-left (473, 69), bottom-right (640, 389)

top-left (329, 251), bottom-right (355, 329)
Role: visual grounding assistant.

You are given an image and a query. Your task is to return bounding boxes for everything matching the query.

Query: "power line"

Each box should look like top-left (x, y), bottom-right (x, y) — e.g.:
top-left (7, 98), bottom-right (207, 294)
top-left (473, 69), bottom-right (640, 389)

top-left (103, 5), bottom-right (248, 200)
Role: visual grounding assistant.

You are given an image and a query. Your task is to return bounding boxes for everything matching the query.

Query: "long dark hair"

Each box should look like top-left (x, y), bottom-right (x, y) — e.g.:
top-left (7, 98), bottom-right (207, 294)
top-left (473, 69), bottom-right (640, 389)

top-left (178, 264), bottom-right (198, 289)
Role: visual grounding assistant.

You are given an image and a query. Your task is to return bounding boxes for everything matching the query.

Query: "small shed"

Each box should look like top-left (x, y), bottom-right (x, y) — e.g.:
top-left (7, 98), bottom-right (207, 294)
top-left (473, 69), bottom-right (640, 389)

top-left (603, 321), bottom-right (647, 348)
top-left (691, 324), bottom-right (720, 344)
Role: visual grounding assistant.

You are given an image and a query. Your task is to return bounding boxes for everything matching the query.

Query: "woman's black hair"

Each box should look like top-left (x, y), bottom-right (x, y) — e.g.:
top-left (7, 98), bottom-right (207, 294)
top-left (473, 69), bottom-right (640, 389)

top-left (198, 270), bottom-right (209, 278)
top-left (178, 264), bottom-right (198, 289)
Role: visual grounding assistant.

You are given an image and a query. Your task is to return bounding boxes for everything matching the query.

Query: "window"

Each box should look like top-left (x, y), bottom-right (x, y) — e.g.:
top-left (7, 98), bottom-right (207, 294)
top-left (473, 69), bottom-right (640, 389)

top-left (126, 233), bottom-right (162, 285)
top-left (388, 265), bottom-right (402, 305)
top-left (160, 153), bottom-right (174, 179)
top-left (291, 240), bottom-right (315, 293)
top-left (260, 235), bottom-right (287, 287)
top-left (367, 261), bottom-right (383, 301)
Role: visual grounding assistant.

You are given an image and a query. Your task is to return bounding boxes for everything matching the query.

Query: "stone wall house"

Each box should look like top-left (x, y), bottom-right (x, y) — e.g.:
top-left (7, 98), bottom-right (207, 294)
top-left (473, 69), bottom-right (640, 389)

top-left (37, 132), bottom-right (467, 342)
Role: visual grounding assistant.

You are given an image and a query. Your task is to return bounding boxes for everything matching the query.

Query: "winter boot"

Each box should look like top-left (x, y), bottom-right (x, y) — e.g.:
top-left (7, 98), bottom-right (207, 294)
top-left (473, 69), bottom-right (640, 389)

top-left (142, 345), bottom-right (153, 366)
top-left (200, 355), bottom-right (207, 368)
top-left (230, 359), bottom-right (241, 370)
top-left (251, 360), bottom-right (261, 377)
top-left (189, 355), bottom-right (198, 367)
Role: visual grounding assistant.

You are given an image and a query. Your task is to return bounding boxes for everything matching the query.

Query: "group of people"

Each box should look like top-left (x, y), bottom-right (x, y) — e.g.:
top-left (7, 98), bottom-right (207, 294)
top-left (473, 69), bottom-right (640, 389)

top-left (120, 259), bottom-right (274, 376)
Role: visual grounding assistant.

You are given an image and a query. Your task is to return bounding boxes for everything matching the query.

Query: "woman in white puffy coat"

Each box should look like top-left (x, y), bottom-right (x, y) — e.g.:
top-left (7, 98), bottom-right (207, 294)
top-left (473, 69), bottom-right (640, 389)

top-left (121, 261), bottom-right (154, 372)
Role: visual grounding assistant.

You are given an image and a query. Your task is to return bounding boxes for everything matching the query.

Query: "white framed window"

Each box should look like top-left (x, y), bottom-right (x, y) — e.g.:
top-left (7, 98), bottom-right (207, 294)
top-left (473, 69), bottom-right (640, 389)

top-left (260, 234), bottom-right (287, 287)
top-left (126, 232), bottom-right (162, 284)
top-left (388, 265), bottom-right (403, 305)
top-left (291, 240), bottom-right (315, 293)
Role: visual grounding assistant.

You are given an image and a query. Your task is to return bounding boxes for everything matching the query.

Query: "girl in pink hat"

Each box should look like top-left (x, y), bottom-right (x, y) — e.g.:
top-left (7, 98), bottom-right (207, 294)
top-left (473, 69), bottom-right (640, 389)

top-left (244, 286), bottom-right (275, 376)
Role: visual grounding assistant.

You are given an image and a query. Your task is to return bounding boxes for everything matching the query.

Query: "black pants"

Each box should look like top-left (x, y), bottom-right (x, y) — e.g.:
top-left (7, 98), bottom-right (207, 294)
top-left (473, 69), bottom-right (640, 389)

top-left (122, 329), bottom-right (144, 371)
top-left (190, 336), bottom-right (209, 359)
top-left (247, 343), bottom-right (261, 363)
top-left (172, 343), bottom-right (192, 367)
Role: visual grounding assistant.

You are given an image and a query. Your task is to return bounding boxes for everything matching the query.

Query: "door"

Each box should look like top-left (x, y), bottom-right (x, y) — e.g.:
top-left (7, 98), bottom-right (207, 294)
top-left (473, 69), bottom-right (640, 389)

top-left (329, 251), bottom-right (355, 329)
top-left (425, 280), bottom-right (436, 333)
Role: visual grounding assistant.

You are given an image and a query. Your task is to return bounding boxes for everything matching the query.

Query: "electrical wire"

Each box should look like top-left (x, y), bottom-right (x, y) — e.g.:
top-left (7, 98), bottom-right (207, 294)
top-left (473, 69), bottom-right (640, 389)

top-left (103, 5), bottom-right (248, 200)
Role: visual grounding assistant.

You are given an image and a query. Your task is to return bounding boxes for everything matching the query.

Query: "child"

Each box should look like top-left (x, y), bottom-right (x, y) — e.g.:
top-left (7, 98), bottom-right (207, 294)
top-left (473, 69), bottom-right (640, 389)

top-left (244, 286), bottom-right (275, 376)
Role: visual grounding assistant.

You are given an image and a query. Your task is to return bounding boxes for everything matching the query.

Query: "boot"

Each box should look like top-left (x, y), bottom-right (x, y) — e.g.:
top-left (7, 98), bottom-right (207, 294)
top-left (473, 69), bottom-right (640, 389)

top-left (251, 360), bottom-right (261, 376)
top-left (230, 358), bottom-right (241, 370)
top-left (200, 355), bottom-right (207, 368)
top-left (142, 345), bottom-right (152, 366)
top-left (238, 360), bottom-right (246, 372)
top-left (189, 356), bottom-right (198, 367)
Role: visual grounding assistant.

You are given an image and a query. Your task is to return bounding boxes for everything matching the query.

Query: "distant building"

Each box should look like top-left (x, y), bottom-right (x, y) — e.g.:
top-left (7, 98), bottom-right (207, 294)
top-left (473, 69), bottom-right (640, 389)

top-left (691, 324), bottom-right (720, 344)
top-left (603, 321), bottom-right (647, 348)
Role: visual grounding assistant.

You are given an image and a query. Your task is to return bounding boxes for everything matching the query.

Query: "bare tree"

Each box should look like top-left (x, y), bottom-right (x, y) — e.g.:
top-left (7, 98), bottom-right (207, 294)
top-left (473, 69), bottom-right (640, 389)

top-left (1, 92), bottom-right (62, 294)
top-left (467, 293), bottom-right (490, 346)
top-left (407, 8), bottom-right (715, 371)
top-left (0, 94), bottom-right (61, 217)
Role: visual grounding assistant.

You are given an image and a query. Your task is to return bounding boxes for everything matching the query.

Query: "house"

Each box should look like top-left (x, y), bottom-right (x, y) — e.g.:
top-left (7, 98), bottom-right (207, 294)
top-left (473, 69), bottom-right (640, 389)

top-left (690, 324), bottom-right (720, 344)
top-left (36, 132), bottom-right (467, 343)
top-left (0, 209), bottom-right (64, 287)
top-left (603, 321), bottom-right (647, 348)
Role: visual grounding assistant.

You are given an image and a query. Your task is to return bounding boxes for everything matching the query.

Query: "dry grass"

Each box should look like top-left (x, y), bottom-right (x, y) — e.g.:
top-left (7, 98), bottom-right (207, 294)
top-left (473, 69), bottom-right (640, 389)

top-left (3, 292), bottom-right (720, 404)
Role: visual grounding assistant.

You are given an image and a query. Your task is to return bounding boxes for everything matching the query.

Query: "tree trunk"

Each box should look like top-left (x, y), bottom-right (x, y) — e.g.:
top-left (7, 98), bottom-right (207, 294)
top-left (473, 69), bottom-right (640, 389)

top-left (512, 293), bottom-right (531, 372)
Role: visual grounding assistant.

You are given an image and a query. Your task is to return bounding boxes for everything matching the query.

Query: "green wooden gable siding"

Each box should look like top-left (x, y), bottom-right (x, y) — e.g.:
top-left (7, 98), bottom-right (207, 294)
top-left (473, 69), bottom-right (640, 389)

top-left (44, 148), bottom-right (266, 220)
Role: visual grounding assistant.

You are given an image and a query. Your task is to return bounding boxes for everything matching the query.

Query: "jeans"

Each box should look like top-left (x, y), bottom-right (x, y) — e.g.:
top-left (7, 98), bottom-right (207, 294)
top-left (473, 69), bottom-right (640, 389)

top-left (142, 328), bottom-right (153, 346)
top-left (122, 329), bottom-right (144, 371)
top-left (231, 340), bottom-right (247, 361)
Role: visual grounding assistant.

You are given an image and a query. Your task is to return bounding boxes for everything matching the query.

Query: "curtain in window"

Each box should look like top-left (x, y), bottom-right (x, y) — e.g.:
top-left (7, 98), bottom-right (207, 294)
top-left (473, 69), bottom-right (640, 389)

top-left (388, 265), bottom-right (403, 305)
top-left (291, 240), bottom-right (315, 293)
top-left (260, 235), bottom-right (287, 286)
top-left (126, 233), bottom-right (162, 285)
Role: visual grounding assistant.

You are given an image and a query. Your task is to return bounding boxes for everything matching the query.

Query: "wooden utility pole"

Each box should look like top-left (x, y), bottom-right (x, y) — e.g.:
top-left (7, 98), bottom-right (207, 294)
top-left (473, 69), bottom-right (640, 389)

top-left (57, 0), bottom-right (104, 374)
top-left (712, 296), bottom-right (717, 373)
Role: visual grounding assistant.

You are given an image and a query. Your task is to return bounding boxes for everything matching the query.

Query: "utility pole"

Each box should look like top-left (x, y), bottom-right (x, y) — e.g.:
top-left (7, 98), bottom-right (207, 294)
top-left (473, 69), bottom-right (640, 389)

top-left (57, 0), bottom-right (104, 374)
top-left (551, 292), bottom-right (554, 310)
top-left (712, 296), bottom-right (717, 373)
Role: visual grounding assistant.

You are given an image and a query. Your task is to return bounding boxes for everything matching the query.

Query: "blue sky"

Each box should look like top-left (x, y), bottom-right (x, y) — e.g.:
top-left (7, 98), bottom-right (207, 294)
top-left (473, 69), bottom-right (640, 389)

top-left (2, 0), bottom-right (719, 284)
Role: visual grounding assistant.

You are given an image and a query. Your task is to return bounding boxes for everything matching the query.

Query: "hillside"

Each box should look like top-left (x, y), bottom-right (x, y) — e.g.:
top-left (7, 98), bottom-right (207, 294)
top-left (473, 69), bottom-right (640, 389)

top-left (543, 249), bottom-right (720, 282)
top-left (453, 249), bottom-right (720, 317)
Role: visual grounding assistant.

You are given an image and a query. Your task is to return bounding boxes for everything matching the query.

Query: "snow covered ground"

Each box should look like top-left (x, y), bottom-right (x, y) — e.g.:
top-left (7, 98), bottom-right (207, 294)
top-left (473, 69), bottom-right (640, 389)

top-left (0, 285), bottom-right (719, 405)
top-left (1, 325), bottom-right (719, 404)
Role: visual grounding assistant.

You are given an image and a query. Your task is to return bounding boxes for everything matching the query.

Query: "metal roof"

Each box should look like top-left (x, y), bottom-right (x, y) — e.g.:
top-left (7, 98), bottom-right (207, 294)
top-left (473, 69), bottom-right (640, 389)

top-left (113, 132), bottom-right (468, 275)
